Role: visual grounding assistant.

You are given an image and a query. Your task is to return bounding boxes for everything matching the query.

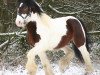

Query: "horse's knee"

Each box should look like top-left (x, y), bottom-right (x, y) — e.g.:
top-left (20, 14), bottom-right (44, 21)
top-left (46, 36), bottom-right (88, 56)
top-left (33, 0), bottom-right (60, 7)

top-left (27, 48), bottom-right (35, 59)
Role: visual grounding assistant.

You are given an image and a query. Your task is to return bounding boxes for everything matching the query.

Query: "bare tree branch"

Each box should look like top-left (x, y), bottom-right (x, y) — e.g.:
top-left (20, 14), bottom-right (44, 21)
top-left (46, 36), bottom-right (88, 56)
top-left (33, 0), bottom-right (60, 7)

top-left (88, 31), bottom-right (100, 35)
top-left (0, 29), bottom-right (27, 48)
top-left (3, 0), bottom-right (7, 5)
top-left (49, 5), bottom-right (100, 15)
top-left (48, 5), bottom-right (83, 15)
top-left (40, 0), bottom-right (45, 5)
top-left (0, 31), bottom-right (26, 37)
top-left (0, 40), bottom-right (9, 48)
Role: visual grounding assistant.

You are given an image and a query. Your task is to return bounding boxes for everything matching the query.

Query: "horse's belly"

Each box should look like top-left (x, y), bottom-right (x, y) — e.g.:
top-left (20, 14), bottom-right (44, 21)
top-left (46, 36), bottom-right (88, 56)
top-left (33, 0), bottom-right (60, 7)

top-left (48, 35), bottom-right (63, 49)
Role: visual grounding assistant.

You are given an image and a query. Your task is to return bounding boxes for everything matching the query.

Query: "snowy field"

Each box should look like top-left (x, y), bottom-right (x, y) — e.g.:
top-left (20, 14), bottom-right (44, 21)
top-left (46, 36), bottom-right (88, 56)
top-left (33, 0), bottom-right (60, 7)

top-left (0, 61), bottom-right (100, 75)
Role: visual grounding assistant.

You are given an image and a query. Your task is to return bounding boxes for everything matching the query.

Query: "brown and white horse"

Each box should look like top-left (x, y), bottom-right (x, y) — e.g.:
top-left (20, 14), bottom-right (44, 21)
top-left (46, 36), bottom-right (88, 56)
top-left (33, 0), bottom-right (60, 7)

top-left (15, 0), bottom-right (93, 75)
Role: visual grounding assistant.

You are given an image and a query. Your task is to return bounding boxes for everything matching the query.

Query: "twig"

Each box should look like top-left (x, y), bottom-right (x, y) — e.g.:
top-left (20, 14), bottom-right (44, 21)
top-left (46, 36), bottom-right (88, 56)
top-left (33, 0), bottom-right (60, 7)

top-left (3, 0), bottom-right (7, 5)
top-left (88, 31), bottom-right (100, 35)
top-left (85, 11), bottom-right (100, 15)
top-left (0, 40), bottom-right (9, 48)
top-left (0, 31), bottom-right (27, 37)
top-left (48, 5), bottom-right (83, 15)
top-left (40, 0), bottom-right (45, 5)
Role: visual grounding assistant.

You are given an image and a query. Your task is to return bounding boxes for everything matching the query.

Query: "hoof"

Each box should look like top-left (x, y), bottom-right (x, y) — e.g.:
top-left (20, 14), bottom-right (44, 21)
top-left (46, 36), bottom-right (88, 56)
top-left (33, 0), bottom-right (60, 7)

top-left (85, 70), bottom-right (94, 75)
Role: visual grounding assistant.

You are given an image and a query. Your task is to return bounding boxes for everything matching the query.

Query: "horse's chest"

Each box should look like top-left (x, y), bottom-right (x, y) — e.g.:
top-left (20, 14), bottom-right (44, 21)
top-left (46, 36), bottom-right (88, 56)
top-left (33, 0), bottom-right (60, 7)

top-left (36, 21), bottom-right (67, 49)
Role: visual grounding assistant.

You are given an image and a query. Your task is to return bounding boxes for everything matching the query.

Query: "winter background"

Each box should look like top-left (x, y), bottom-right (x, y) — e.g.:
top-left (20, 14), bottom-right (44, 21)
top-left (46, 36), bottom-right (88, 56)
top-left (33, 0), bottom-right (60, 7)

top-left (0, 0), bottom-right (100, 75)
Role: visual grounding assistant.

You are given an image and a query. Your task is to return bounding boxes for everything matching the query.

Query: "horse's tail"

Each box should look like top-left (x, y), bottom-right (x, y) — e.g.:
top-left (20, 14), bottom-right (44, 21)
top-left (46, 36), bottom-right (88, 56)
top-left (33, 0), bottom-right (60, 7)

top-left (72, 35), bottom-right (91, 63)
top-left (72, 43), bottom-right (84, 62)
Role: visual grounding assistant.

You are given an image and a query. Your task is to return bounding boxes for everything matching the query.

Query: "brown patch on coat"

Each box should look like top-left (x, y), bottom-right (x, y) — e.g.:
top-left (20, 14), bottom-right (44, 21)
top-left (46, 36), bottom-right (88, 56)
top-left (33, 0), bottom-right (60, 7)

top-left (55, 18), bottom-right (85, 49)
top-left (55, 22), bottom-right (73, 49)
top-left (26, 21), bottom-right (41, 46)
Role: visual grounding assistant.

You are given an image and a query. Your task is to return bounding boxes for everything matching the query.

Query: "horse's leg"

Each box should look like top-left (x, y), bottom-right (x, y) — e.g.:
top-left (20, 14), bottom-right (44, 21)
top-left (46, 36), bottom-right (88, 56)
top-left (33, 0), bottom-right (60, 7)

top-left (59, 46), bottom-right (74, 72)
top-left (66, 18), bottom-right (93, 73)
top-left (26, 49), bottom-right (37, 75)
top-left (38, 51), bottom-right (54, 75)
top-left (26, 48), bottom-right (54, 75)
top-left (78, 44), bottom-right (94, 73)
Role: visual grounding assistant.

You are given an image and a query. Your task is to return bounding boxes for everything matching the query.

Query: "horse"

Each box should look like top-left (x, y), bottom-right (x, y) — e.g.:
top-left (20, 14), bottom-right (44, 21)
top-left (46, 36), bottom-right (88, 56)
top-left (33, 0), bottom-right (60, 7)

top-left (15, 0), bottom-right (93, 75)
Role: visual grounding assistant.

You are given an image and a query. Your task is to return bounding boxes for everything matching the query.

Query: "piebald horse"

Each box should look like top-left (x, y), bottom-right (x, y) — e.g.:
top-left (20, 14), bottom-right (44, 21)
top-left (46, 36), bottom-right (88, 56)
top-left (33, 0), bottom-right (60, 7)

top-left (15, 0), bottom-right (93, 75)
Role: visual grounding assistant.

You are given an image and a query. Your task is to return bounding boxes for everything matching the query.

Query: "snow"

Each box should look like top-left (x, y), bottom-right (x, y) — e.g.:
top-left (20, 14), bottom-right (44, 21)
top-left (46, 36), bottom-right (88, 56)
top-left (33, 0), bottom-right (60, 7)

top-left (0, 62), bottom-right (100, 75)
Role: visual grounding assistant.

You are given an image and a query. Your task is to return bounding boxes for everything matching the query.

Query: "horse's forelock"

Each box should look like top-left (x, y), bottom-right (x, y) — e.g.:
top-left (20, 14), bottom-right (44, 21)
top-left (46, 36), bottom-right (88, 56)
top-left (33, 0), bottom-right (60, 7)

top-left (18, 0), bottom-right (35, 6)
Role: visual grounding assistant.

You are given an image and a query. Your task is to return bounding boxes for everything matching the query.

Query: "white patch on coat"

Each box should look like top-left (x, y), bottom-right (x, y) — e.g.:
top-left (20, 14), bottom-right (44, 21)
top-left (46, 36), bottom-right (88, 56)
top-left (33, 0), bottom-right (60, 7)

top-left (15, 13), bottom-right (32, 27)
top-left (21, 14), bottom-right (27, 18)
top-left (78, 44), bottom-right (93, 72)
top-left (19, 3), bottom-right (23, 7)
top-left (15, 15), bottom-right (25, 27)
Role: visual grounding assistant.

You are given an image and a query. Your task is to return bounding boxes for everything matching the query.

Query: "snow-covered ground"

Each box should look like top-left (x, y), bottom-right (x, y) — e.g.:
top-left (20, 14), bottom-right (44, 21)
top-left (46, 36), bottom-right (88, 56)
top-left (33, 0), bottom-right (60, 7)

top-left (0, 62), bottom-right (100, 75)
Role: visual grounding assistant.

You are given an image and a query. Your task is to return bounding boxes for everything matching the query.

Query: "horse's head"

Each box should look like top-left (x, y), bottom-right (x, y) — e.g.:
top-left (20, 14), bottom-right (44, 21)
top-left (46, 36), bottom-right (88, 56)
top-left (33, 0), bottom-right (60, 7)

top-left (15, 0), bottom-right (43, 28)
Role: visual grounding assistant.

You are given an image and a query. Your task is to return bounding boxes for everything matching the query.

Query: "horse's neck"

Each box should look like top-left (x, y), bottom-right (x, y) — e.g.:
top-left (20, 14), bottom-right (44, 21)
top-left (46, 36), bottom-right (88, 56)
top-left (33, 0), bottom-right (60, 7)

top-left (38, 13), bottom-right (52, 26)
top-left (41, 13), bottom-right (51, 22)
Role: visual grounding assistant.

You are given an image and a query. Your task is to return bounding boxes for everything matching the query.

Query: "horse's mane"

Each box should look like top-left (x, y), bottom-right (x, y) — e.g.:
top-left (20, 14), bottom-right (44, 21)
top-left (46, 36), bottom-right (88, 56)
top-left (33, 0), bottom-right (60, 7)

top-left (18, 0), bottom-right (43, 14)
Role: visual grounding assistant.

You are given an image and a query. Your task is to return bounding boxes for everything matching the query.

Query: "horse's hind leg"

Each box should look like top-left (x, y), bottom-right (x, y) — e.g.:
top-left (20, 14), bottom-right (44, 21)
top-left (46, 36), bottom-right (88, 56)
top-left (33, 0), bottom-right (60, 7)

top-left (78, 44), bottom-right (94, 73)
top-left (67, 18), bottom-right (94, 73)
top-left (59, 46), bottom-right (74, 72)
top-left (38, 51), bottom-right (54, 75)
top-left (26, 49), bottom-right (38, 75)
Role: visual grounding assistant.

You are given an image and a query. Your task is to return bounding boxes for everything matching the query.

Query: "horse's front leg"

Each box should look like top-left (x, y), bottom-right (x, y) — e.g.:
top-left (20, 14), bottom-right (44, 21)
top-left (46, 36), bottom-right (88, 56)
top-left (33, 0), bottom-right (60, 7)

top-left (38, 51), bottom-right (54, 75)
top-left (26, 48), bottom-right (37, 75)
top-left (26, 43), bottom-right (54, 75)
